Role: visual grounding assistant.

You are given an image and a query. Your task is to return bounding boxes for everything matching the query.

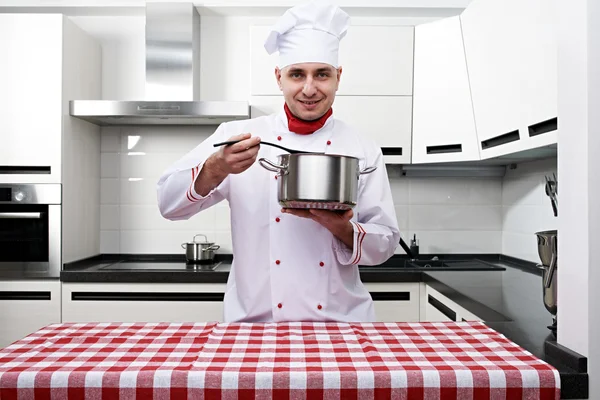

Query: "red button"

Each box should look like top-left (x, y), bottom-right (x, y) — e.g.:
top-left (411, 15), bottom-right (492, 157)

top-left (276, 260), bottom-right (281, 265)
top-left (275, 175), bottom-right (278, 180)
top-left (326, 140), bottom-right (331, 145)
top-left (319, 262), bottom-right (324, 267)
top-left (277, 303), bottom-right (283, 308)
top-left (277, 136), bottom-right (282, 141)
top-left (317, 304), bottom-right (322, 310)
top-left (275, 217), bottom-right (280, 222)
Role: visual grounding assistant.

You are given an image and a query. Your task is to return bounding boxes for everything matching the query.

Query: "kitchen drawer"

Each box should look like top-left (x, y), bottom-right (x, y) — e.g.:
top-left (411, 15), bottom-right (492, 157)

top-left (364, 282), bottom-right (420, 322)
top-left (0, 280), bottom-right (61, 348)
top-left (423, 284), bottom-right (483, 322)
top-left (62, 283), bottom-right (226, 323)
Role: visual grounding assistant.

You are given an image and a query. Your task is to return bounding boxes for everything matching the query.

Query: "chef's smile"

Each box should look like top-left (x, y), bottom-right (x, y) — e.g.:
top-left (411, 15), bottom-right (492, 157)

top-left (277, 63), bottom-right (341, 121)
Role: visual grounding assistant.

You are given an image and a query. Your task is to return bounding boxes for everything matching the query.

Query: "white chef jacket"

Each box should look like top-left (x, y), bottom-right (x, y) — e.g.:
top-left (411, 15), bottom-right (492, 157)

top-left (157, 109), bottom-right (400, 323)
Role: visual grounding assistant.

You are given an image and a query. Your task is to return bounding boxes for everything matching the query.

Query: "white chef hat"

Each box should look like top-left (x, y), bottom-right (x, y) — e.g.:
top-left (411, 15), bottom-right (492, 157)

top-left (264, 1), bottom-right (350, 69)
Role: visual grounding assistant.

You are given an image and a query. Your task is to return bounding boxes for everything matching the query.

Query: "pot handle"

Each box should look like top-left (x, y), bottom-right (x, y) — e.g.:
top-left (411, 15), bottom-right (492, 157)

top-left (193, 234), bottom-right (208, 243)
top-left (202, 244), bottom-right (220, 252)
top-left (543, 235), bottom-right (557, 288)
top-left (359, 166), bottom-right (377, 175)
top-left (259, 158), bottom-right (287, 174)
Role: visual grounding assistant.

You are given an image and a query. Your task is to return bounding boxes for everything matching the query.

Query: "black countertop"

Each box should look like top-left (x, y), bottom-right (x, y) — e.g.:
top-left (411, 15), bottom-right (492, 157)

top-left (61, 253), bottom-right (587, 398)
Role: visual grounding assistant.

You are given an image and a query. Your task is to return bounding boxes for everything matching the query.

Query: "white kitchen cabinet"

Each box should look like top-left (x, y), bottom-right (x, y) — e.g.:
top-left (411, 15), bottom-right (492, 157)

top-left (460, 0), bottom-right (558, 159)
top-left (422, 284), bottom-right (483, 322)
top-left (364, 282), bottom-right (420, 322)
top-left (0, 280), bottom-right (61, 348)
top-left (0, 14), bottom-right (101, 184)
top-left (412, 16), bottom-right (480, 164)
top-left (250, 24), bottom-right (414, 96)
top-left (0, 15), bottom-right (62, 182)
top-left (62, 283), bottom-right (226, 323)
top-left (250, 96), bottom-right (412, 164)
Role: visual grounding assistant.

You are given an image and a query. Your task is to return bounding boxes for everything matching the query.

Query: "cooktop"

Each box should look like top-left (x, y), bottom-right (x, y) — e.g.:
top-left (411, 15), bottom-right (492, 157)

top-left (100, 262), bottom-right (224, 271)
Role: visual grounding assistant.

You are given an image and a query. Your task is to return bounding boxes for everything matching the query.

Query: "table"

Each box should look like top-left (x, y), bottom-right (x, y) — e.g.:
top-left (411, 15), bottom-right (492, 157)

top-left (0, 321), bottom-right (560, 399)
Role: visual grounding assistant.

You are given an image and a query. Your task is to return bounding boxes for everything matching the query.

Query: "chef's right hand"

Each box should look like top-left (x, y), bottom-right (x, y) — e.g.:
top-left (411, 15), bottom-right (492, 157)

top-left (214, 133), bottom-right (261, 175)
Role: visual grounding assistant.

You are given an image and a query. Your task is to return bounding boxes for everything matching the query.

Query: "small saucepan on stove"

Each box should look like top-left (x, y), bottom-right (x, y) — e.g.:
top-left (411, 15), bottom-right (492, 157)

top-left (181, 234), bottom-right (220, 264)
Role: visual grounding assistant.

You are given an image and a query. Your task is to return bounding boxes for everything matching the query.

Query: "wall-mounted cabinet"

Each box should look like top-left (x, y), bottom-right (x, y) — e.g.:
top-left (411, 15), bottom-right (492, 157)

top-left (460, 0), bottom-right (557, 159)
top-left (0, 14), bottom-right (101, 184)
top-left (412, 16), bottom-right (480, 164)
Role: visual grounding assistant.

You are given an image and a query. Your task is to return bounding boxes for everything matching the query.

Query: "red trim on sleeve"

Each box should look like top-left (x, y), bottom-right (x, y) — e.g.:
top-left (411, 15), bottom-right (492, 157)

top-left (351, 222), bottom-right (366, 264)
top-left (187, 165), bottom-right (201, 202)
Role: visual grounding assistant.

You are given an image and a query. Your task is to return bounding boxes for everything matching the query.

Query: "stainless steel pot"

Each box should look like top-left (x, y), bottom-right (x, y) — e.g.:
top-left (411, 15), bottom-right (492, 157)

top-left (535, 230), bottom-right (557, 315)
top-left (258, 153), bottom-right (376, 210)
top-left (181, 234), bottom-right (220, 264)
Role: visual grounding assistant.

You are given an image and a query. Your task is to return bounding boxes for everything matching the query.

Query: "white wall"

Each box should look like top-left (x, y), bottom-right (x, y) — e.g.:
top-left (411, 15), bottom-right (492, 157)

top-left (501, 158), bottom-right (557, 263)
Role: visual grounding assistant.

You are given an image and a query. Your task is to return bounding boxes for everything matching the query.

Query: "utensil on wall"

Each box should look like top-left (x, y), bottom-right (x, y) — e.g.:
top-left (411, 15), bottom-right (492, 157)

top-left (544, 174), bottom-right (558, 217)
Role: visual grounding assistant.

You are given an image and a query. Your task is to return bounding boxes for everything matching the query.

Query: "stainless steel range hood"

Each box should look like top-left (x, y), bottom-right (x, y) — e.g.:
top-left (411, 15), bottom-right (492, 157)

top-left (70, 3), bottom-right (249, 126)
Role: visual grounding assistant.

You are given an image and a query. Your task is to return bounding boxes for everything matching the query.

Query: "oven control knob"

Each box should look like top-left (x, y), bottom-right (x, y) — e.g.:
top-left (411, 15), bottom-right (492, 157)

top-left (14, 191), bottom-right (25, 202)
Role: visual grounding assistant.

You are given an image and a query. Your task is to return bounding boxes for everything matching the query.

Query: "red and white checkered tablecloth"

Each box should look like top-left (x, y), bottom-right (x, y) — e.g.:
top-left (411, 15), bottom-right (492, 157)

top-left (0, 321), bottom-right (560, 399)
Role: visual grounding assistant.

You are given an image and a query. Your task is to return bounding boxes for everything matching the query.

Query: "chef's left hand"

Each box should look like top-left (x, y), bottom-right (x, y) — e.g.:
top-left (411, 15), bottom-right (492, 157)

top-left (281, 208), bottom-right (354, 250)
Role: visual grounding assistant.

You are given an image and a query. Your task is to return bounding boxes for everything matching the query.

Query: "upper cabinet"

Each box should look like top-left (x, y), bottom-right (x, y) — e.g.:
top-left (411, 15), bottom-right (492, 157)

top-left (0, 14), bottom-right (101, 184)
top-left (250, 25), bottom-right (414, 96)
top-left (460, 0), bottom-right (557, 159)
top-left (0, 15), bottom-right (63, 182)
top-left (412, 16), bottom-right (480, 164)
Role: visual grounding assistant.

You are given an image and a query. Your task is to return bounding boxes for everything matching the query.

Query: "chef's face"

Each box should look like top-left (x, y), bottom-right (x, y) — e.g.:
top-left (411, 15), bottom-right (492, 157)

top-left (275, 63), bottom-right (342, 121)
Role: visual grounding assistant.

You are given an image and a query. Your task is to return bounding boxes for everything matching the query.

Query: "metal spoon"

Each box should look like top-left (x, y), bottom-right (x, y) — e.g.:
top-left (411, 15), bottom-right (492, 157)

top-left (213, 139), bottom-right (320, 154)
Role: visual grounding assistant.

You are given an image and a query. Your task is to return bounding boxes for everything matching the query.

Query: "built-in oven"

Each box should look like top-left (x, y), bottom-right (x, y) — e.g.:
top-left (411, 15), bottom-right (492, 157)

top-left (0, 184), bottom-right (61, 279)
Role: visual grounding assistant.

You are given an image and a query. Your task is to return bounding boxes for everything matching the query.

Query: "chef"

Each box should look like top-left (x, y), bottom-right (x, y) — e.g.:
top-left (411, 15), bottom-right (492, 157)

top-left (157, 1), bottom-right (400, 322)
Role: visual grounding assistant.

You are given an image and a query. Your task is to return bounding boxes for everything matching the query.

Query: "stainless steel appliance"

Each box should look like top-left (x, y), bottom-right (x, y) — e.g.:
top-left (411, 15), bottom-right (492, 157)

top-left (0, 184), bottom-right (61, 278)
top-left (536, 229), bottom-right (557, 337)
top-left (69, 3), bottom-right (249, 126)
top-left (258, 153), bottom-right (376, 210)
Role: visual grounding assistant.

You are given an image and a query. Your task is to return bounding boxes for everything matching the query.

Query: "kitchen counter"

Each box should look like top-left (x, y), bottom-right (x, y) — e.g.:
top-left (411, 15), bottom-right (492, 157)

top-left (61, 253), bottom-right (588, 398)
top-left (61, 253), bottom-right (505, 283)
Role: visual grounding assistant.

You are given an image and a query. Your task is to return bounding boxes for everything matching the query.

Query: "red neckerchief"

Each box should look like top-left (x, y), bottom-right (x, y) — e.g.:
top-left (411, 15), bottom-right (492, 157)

top-left (284, 103), bottom-right (333, 135)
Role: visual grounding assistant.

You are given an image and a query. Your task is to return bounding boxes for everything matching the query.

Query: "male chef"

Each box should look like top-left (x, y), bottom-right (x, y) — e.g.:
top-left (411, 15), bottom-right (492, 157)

top-left (157, 1), bottom-right (400, 322)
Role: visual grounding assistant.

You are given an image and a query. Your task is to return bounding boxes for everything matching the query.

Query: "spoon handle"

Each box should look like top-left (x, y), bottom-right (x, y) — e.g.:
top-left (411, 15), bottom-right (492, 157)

top-left (213, 139), bottom-right (311, 154)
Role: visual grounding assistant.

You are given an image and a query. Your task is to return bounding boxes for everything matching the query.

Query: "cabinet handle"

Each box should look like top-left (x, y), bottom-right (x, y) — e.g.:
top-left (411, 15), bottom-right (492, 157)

top-left (0, 166), bottom-right (51, 174)
top-left (426, 144), bottom-right (463, 154)
top-left (71, 292), bottom-right (224, 302)
top-left (0, 212), bottom-right (42, 219)
top-left (481, 130), bottom-right (520, 150)
top-left (0, 291), bottom-right (51, 300)
top-left (381, 147), bottom-right (403, 156)
top-left (428, 295), bottom-right (456, 321)
top-left (370, 292), bottom-right (410, 301)
top-left (528, 117), bottom-right (557, 137)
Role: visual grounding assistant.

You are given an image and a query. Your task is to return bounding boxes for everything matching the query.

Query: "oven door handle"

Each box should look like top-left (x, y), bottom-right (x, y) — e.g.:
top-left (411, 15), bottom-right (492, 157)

top-left (0, 212), bottom-right (42, 219)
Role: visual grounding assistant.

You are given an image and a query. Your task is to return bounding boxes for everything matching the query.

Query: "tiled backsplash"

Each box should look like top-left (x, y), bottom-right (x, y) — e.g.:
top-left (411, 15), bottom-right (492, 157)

top-left (100, 126), bottom-right (506, 256)
top-left (501, 158), bottom-right (558, 263)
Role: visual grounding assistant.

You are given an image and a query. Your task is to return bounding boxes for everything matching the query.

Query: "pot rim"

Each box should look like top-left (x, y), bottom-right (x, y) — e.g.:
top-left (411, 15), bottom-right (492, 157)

top-left (276, 153), bottom-right (359, 160)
